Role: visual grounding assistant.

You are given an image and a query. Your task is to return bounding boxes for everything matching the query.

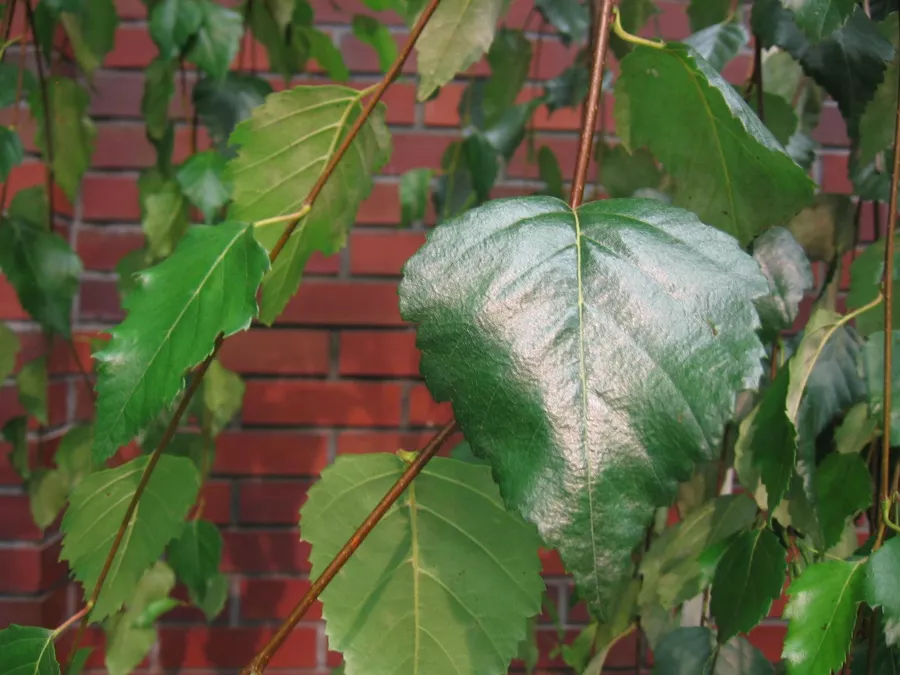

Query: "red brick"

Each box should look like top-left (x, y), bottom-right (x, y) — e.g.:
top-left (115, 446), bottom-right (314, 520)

top-left (278, 281), bottom-right (404, 326)
top-left (76, 226), bottom-right (143, 271)
top-left (219, 329), bottom-right (331, 375)
top-left (81, 174), bottom-right (141, 221)
top-left (819, 151), bottom-right (853, 194)
top-left (813, 104), bottom-right (849, 147)
top-left (243, 380), bottom-right (403, 426)
top-left (341, 32), bottom-right (415, 75)
top-left (158, 626), bottom-right (317, 668)
top-left (0, 540), bottom-right (66, 592)
top-left (199, 481), bottom-right (232, 525)
top-left (241, 577), bottom-right (322, 621)
top-left (78, 279), bottom-right (122, 321)
top-left (747, 623), bottom-right (788, 661)
top-left (105, 25), bottom-right (158, 68)
top-left (0, 495), bottom-right (43, 540)
top-left (336, 430), bottom-right (433, 455)
top-left (408, 383), bottom-right (452, 427)
top-left (0, 161), bottom-right (46, 197)
top-left (214, 430), bottom-right (330, 476)
top-left (222, 530), bottom-right (310, 573)
top-left (509, 135), bottom-right (580, 181)
top-left (0, 277), bottom-right (27, 321)
top-left (0, 584), bottom-right (68, 627)
top-left (357, 183), bottom-right (402, 225)
top-left (238, 480), bottom-right (311, 524)
top-left (339, 330), bottom-right (419, 376)
top-left (349, 230), bottom-right (425, 276)
top-left (383, 132), bottom-right (453, 175)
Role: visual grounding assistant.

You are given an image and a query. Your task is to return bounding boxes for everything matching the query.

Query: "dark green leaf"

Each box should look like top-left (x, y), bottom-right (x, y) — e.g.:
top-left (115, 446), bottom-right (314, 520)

top-left (0, 322), bottom-right (20, 383)
top-left (226, 85), bottom-right (391, 324)
top-left (782, 0), bottom-right (856, 43)
top-left (537, 145), bottom-right (565, 200)
top-left (711, 528), bottom-right (787, 643)
top-left (851, 150), bottom-right (895, 202)
top-left (449, 439), bottom-right (488, 464)
top-left (654, 626), bottom-right (774, 674)
top-left (543, 65), bottom-right (590, 112)
top-left (166, 519), bottom-right (222, 599)
top-left (0, 126), bottom-right (23, 181)
top-left (596, 143), bottom-right (661, 198)
top-left (752, 227), bottom-right (813, 340)
top-left (462, 133), bottom-right (498, 201)
top-left (865, 537), bottom-right (900, 639)
top-left (194, 73), bottom-right (272, 154)
top-left (187, 0), bottom-right (242, 80)
top-left (848, 239), bottom-right (899, 336)
top-left (17, 356), bottom-right (47, 424)
top-left (60, 0), bottom-right (119, 77)
top-left (2, 416), bottom-right (28, 481)
top-left (0, 213), bottom-right (82, 337)
top-left (862, 332), bottom-right (900, 445)
top-left (400, 196), bottom-right (769, 619)
top-left (140, 179), bottom-right (189, 259)
top-left (684, 21), bottom-right (750, 72)
top-left (399, 168), bottom-right (432, 227)
top-left (0, 62), bottom-right (35, 108)
top-left (142, 58), bottom-right (176, 141)
top-left (815, 453), bottom-right (872, 549)
top-left (176, 150), bottom-right (231, 222)
top-left (859, 14), bottom-right (899, 165)
top-left (303, 27), bottom-right (350, 81)
top-left (0, 624), bottom-right (60, 675)
top-left (849, 622), bottom-right (900, 675)
top-left (8, 186), bottom-right (49, 230)
top-left (783, 559), bottom-right (866, 675)
top-left (615, 44), bottom-right (814, 245)
top-left (414, 0), bottom-right (505, 99)
top-left (61, 455), bottom-right (199, 620)
top-left (352, 15), bottom-right (397, 73)
top-left (149, 0), bottom-right (203, 60)
top-left (93, 223), bottom-right (269, 462)
top-left (433, 142), bottom-right (477, 222)
top-left (751, 92), bottom-right (800, 146)
top-left (786, 192), bottom-right (855, 263)
top-left (30, 77), bottom-right (96, 200)
top-left (535, 0), bottom-right (588, 45)
top-left (115, 249), bottom-right (149, 303)
top-left (460, 82), bottom-right (541, 160)
top-left (483, 28), bottom-right (532, 121)
top-left (688, 0), bottom-right (731, 32)
top-left (302, 453), bottom-right (545, 675)
top-left (247, 0), bottom-right (309, 83)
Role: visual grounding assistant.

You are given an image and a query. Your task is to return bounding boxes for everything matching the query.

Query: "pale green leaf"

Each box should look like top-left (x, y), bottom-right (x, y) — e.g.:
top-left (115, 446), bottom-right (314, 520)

top-left (752, 226), bottom-right (813, 341)
top-left (0, 62), bottom-right (36, 108)
top-left (611, 0), bottom-right (657, 59)
top-left (0, 322), bottom-right (20, 382)
top-left (166, 519), bottom-right (222, 599)
top-left (187, 0), bottom-right (242, 80)
top-left (352, 15), bottom-right (397, 73)
top-left (399, 168), bottom-right (432, 227)
top-left (0, 624), bottom-right (60, 675)
top-left (149, 0), bottom-right (203, 60)
top-left (56, 424), bottom-right (94, 486)
top-left (60, 0), bottom-right (119, 78)
top-left (226, 85), bottom-right (391, 324)
top-left (142, 58), bottom-right (176, 141)
top-left (863, 332), bottom-right (900, 445)
top-left (835, 403), bottom-right (877, 455)
top-left (400, 196), bottom-right (769, 620)
top-left (201, 359), bottom-right (244, 435)
top-left (61, 455), bottom-right (199, 621)
top-left (176, 150), bottom-right (232, 223)
top-left (115, 249), bottom-right (149, 303)
top-left (30, 77), bottom-right (96, 200)
top-left (2, 416), bottom-right (28, 481)
top-left (141, 180), bottom-right (190, 260)
top-left (93, 223), bottom-right (269, 462)
top-left (684, 21), bottom-right (750, 72)
top-left (751, 92), bottom-right (800, 146)
top-left (848, 239), bottom-right (899, 336)
top-left (0, 126), bottom-right (23, 181)
top-left (786, 193), bottom-right (855, 264)
top-left (65, 648), bottom-right (92, 675)
top-left (415, 0), bottom-right (505, 100)
top-left (17, 356), bottom-right (47, 424)
top-left (189, 572), bottom-right (228, 620)
top-left (783, 559), bottom-right (866, 675)
top-left (304, 27), bottom-right (350, 81)
top-left (28, 468), bottom-right (68, 529)
top-left (654, 627), bottom-right (773, 674)
top-left (194, 73), bottom-right (272, 153)
top-left (131, 597), bottom-right (181, 629)
top-left (780, 0), bottom-right (856, 43)
top-left (8, 186), bottom-right (49, 231)
top-left (302, 453), bottom-right (545, 675)
top-left (615, 44), bottom-right (814, 246)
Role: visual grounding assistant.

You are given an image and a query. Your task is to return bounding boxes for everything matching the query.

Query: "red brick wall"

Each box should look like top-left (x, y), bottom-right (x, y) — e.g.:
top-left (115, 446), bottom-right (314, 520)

top-left (0, 0), bottom-right (860, 671)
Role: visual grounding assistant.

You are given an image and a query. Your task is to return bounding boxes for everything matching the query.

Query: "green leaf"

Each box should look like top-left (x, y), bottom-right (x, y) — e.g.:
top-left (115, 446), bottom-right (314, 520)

top-left (460, 84), bottom-right (540, 160)
top-left (781, 0), bottom-right (856, 43)
top-left (815, 453), bottom-right (872, 549)
top-left (859, 15), bottom-right (899, 166)
top-left (639, 494), bottom-right (758, 611)
top-left (865, 537), bottom-right (900, 637)
top-left (0, 62), bottom-right (36, 108)
top-left (611, 0), bottom-right (657, 59)
top-left (201, 358), bottom-right (244, 436)
top-left (0, 212), bottom-right (82, 337)
top-left (786, 192), bottom-right (855, 264)
top-left (189, 571), bottom-right (228, 620)
top-left (752, 227), bottom-right (813, 341)
top-left (849, 622), bottom-right (900, 675)
top-left (751, 92), bottom-right (800, 146)
top-left (433, 142), bottom-right (477, 222)
top-left (8, 186), bottom-right (49, 230)
top-left (835, 403), bottom-right (878, 455)
top-left (115, 249), bottom-right (149, 303)
top-left (615, 44), bottom-right (814, 246)
top-left (226, 85), bottom-right (391, 324)
top-left (400, 195), bottom-right (770, 619)
top-left (105, 562), bottom-right (176, 675)
top-left (596, 143), bottom-right (662, 198)
top-left (684, 21), bottom-right (750, 72)
top-left (142, 58), bottom-right (176, 141)
top-left (414, 0), bottom-right (504, 100)
top-left (60, 0), bottom-right (119, 78)
top-left (55, 424), bottom-right (94, 485)
top-left (399, 168), bottom-right (432, 227)
top-left (783, 559), bottom-right (866, 675)
top-left (461, 133), bottom-right (498, 200)
top-left (0, 624), bottom-right (60, 675)
top-left (449, 439), bottom-right (488, 464)
top-left (131, 597), bottom-right (181, 629)
top-left (187, 0), bottom-right (242, 80)
top-left (194, 73), bottom-right (273, 154)
top-left (654, 627), bottom-right (774, 674)
top-left (28, 468), bottom-right (68, 529)
top-left (352, 15), bottom-right (397, 73)
top-left (140, 180), bottom-right (190, 260)
top-left (29, 77), bottom-right (96, 200)
top-left (711, 528), bottom-right (787, 643)
top-left (0, 126), bottom-right (23, 181)
top-left (93, 223), bottom-right (269, 462)
top-left (2, 416), bottom-right (28, 481)
top-left (848, 239), bottom-right (899, 336)
top-left (753, 0), bottom-right (893, 139)
top-left (535, 0), bottom-right (588, 45)
top-left (516, 616), bottom-right (539, 673)
top-left (65, 648), bottom-right (92, 675)
top-left (17, 356), bottom-right (47, 425)
top-left (302, 453), bottom-right (545, 675)
top-left (247, 0), bottom-right (312, 84)
top-left (688, 0), bottom-right (732, 31)
top-left (483, 29), bottom-right (532, 121)
top-left (863, 332), bottom-right (900, 445)
top-left (61, 455), bottom-right (200, 621)
top-left (149, 0), bottom-right (203, 60)
top-left (166, 519), bottom-right (222, 600)
top-left (537, 145), bottom-right (565, 200)
top-left (176, 150), bottom-right (231, 223)
top-left (543, 65), bottom-right (590, 112)
top-left (304, 27), bottom-right (350, 81)
top-left (0, 322), bottom-right (20, 383)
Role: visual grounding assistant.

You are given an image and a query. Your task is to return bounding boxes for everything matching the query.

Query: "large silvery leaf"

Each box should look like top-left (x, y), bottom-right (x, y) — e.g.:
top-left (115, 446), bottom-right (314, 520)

top-left (859, 15), bottom-right (899, 166)
top-left (226, 86), bottom-right (391, 324)
top-left (30, 77), bottom-right (97, 200)
top-left (0, 625), bottom-right (60, 675)
top-left (780, 0), bottom-right (855, 43)
top-left (752, 227), bottom-right (813, 341)
top-left (783, 559), bottom-right (866, 675)
top-left (415, 0), bottom-right (505, 100)
top-left (302, 453), bottom-right (545, 675)
top-left (615, 44), bottom-right (814, 246)
top-left (93, 223), bottom-right (269, 462)
top-left (399, 196), bottom-right (769, 619)
top-left (654, 627), bottom-right (773, 674)
top-left (61, 455), bottom-right (199, 621)
top-left (0, 214), bottom-right (82, 338)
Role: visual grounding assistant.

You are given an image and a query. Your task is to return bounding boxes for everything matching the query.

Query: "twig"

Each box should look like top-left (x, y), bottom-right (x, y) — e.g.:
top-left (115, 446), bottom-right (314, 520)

top-left (238, 420), bottom-right (458, 675)
top-left (753, 34), bottom-right (764, 121)
top-left (570, 0), bottom-right (616, 208)
top-left (875, 40), bottom-right (900, 551)
top-left (0, 0), bottom-right (17, 44)
top-left (0, 19), bottom-right (28, 210)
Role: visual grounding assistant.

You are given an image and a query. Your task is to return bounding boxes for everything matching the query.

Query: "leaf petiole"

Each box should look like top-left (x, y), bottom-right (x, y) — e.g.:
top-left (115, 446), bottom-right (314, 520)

top-left (881, 496), bottom-right (900, 534)
top-left (611, 8), bottom-right (664, 50)
top-left (252, 205), bottom-right (312, 228)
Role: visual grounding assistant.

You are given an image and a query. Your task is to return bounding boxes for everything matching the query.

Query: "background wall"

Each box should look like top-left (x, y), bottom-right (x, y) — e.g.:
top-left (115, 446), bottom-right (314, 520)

top-left (0, 0), bottom-right (867, 671)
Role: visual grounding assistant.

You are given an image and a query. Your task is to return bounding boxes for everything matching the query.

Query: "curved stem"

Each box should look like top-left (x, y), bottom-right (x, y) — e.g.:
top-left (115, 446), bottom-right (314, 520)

top-left (611, 7), bottom-right (664, 50)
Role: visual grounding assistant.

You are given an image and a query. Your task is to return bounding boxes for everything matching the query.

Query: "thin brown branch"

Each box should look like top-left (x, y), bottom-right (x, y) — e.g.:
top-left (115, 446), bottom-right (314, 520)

top-left (0, 18), bottom-right (28, 210)
top-left (753, 34), bottom-right (764, 122)
top-left (875, 40), bottom-right (900, 551)
top-left (239, 420), bottom-right (459, 675)
top-left (51, 604), bottom-right (91, 638)
top-left (569, 0), bottom-right (615, 209)
top-left (1, 0), bottom-right (17, 43)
